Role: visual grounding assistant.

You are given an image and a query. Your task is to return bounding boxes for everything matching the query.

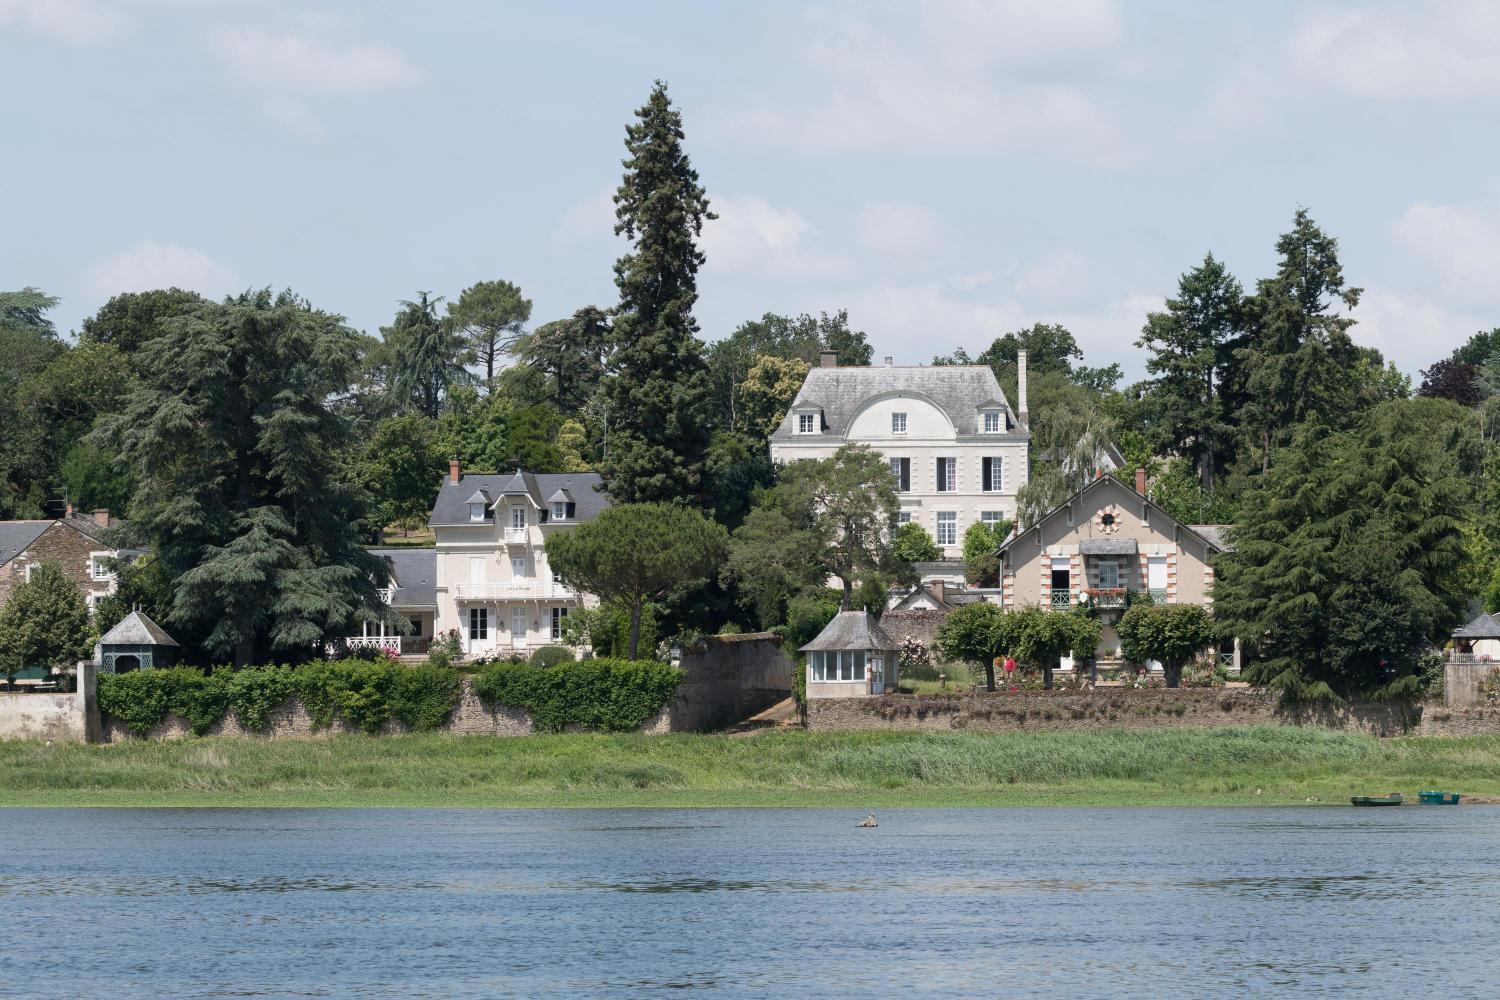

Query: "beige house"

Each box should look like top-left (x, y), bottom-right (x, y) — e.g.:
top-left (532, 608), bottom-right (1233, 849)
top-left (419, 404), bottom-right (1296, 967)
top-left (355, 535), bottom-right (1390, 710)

top-left (1451, 613), bottom-right (1500, 663)
top-left (769, 351), bottom-right (1030, 558)
top-left (995, 471), bottom-right (1230, 666)
top-left (429, 462), bottom-right (606, 658)
top-left (801, 610), bottom-right (900, 698)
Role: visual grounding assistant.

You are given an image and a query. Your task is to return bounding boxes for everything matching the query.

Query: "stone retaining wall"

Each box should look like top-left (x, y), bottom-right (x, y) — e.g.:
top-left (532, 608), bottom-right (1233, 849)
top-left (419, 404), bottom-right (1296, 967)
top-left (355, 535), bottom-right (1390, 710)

top-left (806, 688), bottom-right (1500, 738)
top-left (671, 633), bottom-right (792, 732)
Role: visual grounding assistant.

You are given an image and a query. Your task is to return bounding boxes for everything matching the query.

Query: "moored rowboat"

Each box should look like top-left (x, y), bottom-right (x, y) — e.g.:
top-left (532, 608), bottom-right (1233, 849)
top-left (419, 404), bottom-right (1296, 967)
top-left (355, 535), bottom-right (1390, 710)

top-left (1418, 790), bottom-right (1461, 805)
top-left (1351, 793), bottom-right (1403, 807)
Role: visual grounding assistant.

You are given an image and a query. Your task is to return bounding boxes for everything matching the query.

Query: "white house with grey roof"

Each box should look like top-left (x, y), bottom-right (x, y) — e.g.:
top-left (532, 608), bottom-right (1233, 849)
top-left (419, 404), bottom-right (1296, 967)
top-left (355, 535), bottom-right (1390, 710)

top-left (340, 547), bottom-right (439, 656)
top-left (428, 461), bottom-right (607, 658)
top-left (769, 351), bottom-right (1030, 558)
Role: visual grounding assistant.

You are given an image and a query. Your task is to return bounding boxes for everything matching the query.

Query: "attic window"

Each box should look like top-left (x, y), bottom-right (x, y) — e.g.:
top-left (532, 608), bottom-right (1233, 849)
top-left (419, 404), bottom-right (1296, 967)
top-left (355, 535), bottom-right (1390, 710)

top-left (797, 413), bottom-right (817, 434)
top-left (551, 502), bottom-right (568, 521)
top-left (892, 412), bottom-right (907, 434)
top-left (469, 503), bottom-right (486, 522)
top-left (982, 411), bottom-right (1001, 433)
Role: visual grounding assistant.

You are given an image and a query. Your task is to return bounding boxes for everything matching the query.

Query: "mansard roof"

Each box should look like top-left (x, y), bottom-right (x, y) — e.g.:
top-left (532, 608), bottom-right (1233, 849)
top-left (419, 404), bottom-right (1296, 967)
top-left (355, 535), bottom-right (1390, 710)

top-left (429, 471), bottom-right (608, 526)
top-left (770, 364), bottom-right (1026, 441)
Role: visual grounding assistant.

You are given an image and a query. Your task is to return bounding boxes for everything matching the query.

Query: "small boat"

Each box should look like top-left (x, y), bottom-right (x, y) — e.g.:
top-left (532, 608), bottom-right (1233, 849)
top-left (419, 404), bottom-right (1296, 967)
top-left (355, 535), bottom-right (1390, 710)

top-left (1351, 793), bottom-right (1403, 807)
top-left (1418, 790), bottom-right (1462, 805)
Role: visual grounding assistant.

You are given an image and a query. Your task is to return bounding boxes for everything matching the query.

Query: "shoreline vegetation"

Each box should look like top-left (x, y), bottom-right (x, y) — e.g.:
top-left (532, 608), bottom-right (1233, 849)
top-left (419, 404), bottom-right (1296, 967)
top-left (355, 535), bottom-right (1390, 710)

top-left (4, 727), bottom-right (1499, 809)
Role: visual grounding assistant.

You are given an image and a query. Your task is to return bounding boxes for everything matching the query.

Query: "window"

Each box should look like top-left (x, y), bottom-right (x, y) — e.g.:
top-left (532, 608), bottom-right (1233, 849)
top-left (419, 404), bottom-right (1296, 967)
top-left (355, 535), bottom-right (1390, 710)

top-left (981, 511), bottom-right (1004, 528)
top-left (551, 502), bottom-right (567, 521)
top-left (1097, 558), bottom-right (1120, 589)
top-left (511, 507), bottom-right (527, 529)
top-left (24, 564), bottom-right (38, 582)
top-left (891, 412), bottom-right (907, 434)
top-left (511, 556), bottom-right (528, 580)
top-left (936, 511), bottom-right (957, 546)
top-left (936, 457), bottom-right (956, 492)
top-left (981, 457), bottom-right (1004, 493)
top-left (797, 413), bottom-right (817, 434)
top-left (809, 649), bottom-right (866, 682)
top-left (551, 607), bottom-right (569, 641)
top-left (469, 502), bottom-right (486, 522)
top-left (888, 457), bottom-right (910, 492)
top-left (468, 608), bottom-right (488, 641)
top-left (982, 410), bottom-right (1001, 433)
top-left (90, 554), bottom-right (114, 581)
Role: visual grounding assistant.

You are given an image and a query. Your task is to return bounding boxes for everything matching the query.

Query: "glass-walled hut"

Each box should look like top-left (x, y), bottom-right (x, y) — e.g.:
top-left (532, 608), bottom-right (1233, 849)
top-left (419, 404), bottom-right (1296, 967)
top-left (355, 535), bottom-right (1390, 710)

top-left (801, 610), bottom-right (900, 699)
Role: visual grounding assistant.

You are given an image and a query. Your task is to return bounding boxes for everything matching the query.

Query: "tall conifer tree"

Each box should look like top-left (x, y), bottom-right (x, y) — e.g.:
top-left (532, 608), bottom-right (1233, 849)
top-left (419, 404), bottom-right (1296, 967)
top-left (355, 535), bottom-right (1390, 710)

top-left (601, 81), bottom-right (715, 505)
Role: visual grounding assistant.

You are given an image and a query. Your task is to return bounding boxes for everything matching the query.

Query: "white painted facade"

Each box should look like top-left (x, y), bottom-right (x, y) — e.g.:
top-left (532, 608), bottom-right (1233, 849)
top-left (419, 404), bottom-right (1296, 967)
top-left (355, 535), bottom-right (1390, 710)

top-left (768, 358), bottom-right (1030, 558)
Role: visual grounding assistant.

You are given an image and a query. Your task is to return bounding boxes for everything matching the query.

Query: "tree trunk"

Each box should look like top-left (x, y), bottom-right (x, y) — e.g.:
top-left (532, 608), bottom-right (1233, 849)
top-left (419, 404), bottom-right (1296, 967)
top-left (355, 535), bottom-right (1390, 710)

top-left (234, 635), bottom-right (255, 670)
top-left (1165, 661), bottom-right (1182, 688)
top-left (1042, 666), bottom-right (1054, 690)
top-left (984, 663), bottom-right (996, 692)
top-left (840, 578), bottom-right (853, 610)
top-left (627, 601), bottom-right (643, 661)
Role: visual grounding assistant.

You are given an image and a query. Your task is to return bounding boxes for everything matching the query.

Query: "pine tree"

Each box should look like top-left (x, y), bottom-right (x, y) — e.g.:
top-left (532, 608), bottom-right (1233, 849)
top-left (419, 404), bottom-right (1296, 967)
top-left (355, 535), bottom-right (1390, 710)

top-left (1136, 253), bottom-right (1246, 490)
top-left (388, 292), bottom-right (464, 419)
top-left (95, 289), bottom-right (390, 667)
top-left (601, 81), bottom-right (715, 505)
top-left (1238, 209), bottom-right (1363, 471)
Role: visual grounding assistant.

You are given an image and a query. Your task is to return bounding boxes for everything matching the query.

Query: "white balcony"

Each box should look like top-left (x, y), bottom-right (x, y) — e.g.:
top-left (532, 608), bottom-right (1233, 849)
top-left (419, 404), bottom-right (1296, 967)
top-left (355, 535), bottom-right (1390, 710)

top-left (453, 582), bottom-right (577, 601)
top-left (503, 527), bottom-right (529, 544)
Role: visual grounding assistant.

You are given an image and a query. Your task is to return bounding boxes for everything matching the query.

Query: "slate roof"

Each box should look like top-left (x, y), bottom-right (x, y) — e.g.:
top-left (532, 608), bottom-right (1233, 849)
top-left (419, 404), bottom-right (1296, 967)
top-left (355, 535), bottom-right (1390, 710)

top-left (770, 365), bottom-right (1026, 441)
top-left (370, 548), bottom-right (437, 608)
top-left (0, 522), bottom-right (51, 566)
top-left (429, 471), bottom-right (608, 526)
top-left (1080, 538), bottom-right (1137, 555)
top-left (1453, 613), bottom-right (1500, 640)
top-left (800, 610), bottom-right (899, 652)
top-left (99, 610), bottom-right (178, 647)
top-left (1189, 525), bottom-right (1233, 552)
top-left (996, 475), bottom-right (1228, 557)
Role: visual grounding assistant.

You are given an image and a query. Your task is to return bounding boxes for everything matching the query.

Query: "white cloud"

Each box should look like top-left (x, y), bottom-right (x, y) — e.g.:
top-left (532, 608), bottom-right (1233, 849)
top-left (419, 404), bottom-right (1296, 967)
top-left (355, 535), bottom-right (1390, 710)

top-left (701, 195), bottom-right (853, 282)
top-left (209, 25), bottom-right (422, 96)
top-left (713, 0), bottom-right (1142, 164)
top-left (548, 188), bottom-right (618, 249)
top-left (1352, 288), bottom-right (1489, 375)
top-left (851, 201), bottom-right (946, 259)
top-left (0, 0), bottom-right (129, 46)
top-left (84, 241), bottom-right (237, 299)
top-left (1288, 1), bottom-right (1500, 103)
top-left (1392, 191), bottom-right (1500, 304)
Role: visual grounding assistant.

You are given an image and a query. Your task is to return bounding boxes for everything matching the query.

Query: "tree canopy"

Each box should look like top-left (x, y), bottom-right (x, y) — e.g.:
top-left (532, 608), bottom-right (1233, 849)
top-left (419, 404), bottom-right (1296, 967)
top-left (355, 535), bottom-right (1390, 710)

top-left (448, 279), bottom-right (531, 388)
top-left (0, 563), bottom-right (92, 678)
top-left (1116, 603), bottom-right (1216, 687)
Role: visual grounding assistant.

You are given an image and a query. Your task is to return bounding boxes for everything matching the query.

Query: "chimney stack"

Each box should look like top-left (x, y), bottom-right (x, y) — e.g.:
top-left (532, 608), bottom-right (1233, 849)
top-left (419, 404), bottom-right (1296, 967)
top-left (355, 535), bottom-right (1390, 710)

top-left (449, 459), bottom-right (461, 485)
top-left (820, 350), bottom-right (838, 368)
top-left (1135, 468), bottom-right (1147, 496)
top-left (1016, 350), bottom-right (1029, 425)
top-left (931, 579), bottom-right (946, 604)
top-left (884, 356), bottom-right (893, 367)
top-left (92, 508), bottom-right (110, 527)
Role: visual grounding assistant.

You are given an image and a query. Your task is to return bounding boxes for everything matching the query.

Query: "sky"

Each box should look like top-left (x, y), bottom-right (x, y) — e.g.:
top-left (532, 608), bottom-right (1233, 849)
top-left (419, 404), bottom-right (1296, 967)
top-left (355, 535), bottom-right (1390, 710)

top-left (5, 0), bottom-right (1500, 382)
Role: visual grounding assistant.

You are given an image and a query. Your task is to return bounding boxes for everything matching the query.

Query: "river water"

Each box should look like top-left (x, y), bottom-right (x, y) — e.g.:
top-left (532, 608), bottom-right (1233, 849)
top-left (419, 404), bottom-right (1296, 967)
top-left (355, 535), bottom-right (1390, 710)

top-left (1, 807), bottom-right (1497, 998)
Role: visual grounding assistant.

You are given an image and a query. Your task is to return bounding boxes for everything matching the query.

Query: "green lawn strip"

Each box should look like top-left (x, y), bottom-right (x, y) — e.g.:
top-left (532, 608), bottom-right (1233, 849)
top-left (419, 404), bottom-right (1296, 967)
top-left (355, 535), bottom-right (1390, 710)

top-left (2, 727), bottom-right (1497, 809)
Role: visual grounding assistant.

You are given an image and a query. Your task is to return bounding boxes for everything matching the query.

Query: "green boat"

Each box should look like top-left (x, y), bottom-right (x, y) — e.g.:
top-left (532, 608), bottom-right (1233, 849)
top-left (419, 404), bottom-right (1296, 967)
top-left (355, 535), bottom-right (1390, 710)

top-left (1351, 793), bottom-right (1403, 807)
top-left (1418, 790), bottom-right (1462, 805)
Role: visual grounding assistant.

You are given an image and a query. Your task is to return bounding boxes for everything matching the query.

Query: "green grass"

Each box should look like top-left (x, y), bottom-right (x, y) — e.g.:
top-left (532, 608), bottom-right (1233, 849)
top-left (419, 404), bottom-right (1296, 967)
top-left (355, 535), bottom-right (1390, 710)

top-left (2, 727), bottom-right (1497, 808)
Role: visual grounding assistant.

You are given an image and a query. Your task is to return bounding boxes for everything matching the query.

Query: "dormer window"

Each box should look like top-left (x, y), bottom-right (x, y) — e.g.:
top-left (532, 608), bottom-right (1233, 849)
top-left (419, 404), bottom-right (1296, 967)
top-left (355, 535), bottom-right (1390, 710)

top-left (551, 502), bottom-right (568, 521)
top-left (469, 503), bottom-right (486, 522)
top-left (797, 413), bottom-right (817, 434)
top-left (892, 412), bottom-right (907, 434)
top-left (982, 411), bottom-right (1001, 433)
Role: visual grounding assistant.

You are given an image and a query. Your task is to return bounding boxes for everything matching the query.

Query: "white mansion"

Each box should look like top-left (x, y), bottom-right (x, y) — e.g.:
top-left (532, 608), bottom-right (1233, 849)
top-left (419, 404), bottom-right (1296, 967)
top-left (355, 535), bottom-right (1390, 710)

top-left (769, 351), bottom-right (1031, 558)
top-left (347, 462), bottom-right (606, 659)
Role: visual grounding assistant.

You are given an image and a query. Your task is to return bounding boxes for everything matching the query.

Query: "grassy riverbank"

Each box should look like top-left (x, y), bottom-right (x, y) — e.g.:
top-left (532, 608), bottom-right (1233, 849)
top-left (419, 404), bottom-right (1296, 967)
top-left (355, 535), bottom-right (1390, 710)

top-left (3, 727), bottom-right (1498, 808)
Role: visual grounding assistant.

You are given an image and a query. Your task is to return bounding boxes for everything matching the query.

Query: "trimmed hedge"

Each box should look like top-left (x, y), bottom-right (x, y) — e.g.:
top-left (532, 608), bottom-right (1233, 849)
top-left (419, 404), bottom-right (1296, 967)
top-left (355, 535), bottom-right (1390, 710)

top-left (97, 660), bottom-right (462, 737)
top-left (473, 658), bottom-right (683, 733)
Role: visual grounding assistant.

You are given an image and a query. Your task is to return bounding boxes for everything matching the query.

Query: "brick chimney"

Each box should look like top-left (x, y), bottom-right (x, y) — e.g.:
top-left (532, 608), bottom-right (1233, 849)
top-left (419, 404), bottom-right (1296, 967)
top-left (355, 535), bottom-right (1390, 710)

top-left (1135, 468), bottom-right (1147, 496)
top-left (820, 350), bottom-right (838, 368)
top-left (92, 508), bottom-right (110, 528)
top-left (449, 459), bottom-right (461, 485)
top-left (1016, 350), bottom-right (1029, 425)
top-left (931, 579), bottom-right (946, 604)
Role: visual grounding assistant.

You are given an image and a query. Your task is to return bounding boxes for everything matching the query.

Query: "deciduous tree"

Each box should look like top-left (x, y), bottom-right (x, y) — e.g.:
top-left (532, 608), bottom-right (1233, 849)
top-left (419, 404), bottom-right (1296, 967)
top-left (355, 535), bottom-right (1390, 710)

top-left (0, 563), bottom-right (91, 681)
top-left (1116, 603), bottom-right (1215, 687)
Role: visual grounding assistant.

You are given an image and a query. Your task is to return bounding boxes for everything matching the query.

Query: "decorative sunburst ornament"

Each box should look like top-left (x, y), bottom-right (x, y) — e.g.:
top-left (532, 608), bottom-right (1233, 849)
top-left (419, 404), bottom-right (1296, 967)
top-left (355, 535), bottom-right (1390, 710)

top-left (1094, 504), bottom-right (1123, 534)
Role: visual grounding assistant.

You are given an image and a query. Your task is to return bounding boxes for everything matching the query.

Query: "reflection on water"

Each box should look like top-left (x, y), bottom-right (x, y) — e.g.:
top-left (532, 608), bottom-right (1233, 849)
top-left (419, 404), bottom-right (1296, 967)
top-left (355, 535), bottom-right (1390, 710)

top-left (0, 807), bottom-right (1497, 999)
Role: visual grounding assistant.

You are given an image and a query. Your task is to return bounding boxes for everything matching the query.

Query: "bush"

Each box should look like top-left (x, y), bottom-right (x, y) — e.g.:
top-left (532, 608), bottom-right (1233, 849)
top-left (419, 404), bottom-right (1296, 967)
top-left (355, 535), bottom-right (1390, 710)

top-left (473, 658), bottom-right (682, 732)
top-left (98, 659), bottom-right (463, 737)
top-left (529, 645), bottom-right (575, 668)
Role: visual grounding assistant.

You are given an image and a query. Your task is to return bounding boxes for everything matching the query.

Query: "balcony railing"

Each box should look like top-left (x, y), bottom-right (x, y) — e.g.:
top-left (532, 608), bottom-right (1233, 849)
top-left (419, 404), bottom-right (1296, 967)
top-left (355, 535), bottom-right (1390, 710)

top-left (337, 635), bottom-right (430, 656)
top-left (1049, 588), bottom-right (1073, 609)
top-left (503, 527), bottom-right (529, 544)
top-left (1086, 588), bottom-right (1127, 609)
top-left (453, 582), bottom-right (577, 601)
top-left (1148, 588), bottom-right (1168, 604)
